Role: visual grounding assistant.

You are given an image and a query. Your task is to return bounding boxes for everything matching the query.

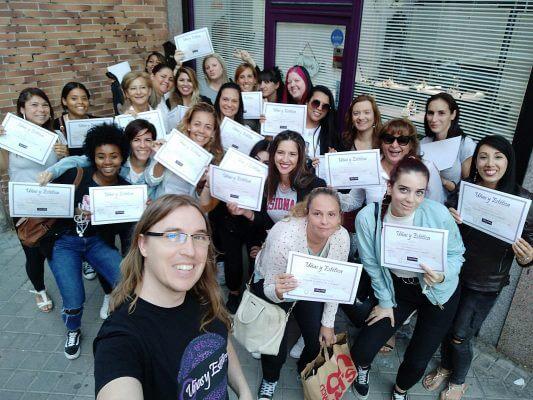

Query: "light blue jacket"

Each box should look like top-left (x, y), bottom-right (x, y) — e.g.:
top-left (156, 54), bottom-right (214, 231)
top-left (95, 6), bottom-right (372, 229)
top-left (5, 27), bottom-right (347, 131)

top-left (355, 199), bottom-right (465, 309)
top-left (45, 155), bottom-right (163, 199)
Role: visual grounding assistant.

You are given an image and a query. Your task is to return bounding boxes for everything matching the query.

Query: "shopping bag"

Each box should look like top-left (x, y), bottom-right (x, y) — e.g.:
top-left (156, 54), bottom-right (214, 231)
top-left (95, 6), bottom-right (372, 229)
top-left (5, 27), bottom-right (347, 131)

top-left (301, 333), bottom-right (357, 400)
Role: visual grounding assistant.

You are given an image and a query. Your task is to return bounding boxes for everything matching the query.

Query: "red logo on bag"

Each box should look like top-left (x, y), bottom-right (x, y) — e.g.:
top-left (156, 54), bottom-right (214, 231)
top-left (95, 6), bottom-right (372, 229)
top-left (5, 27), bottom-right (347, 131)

top-left (319, 354), bottom-right (357, 399)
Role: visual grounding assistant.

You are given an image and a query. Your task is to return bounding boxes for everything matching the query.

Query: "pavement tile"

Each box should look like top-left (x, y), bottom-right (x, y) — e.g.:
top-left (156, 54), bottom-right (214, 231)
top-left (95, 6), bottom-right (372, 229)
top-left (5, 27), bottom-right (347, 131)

top-left (0, 369), bottom-right (15, 388)
top-left (19, 351), bottom-right (52, 371)
top-left (0, 349), bottom-right (26, 369)
top-left (50, 372), bottom-right (84, 395)
top-left (72, 374), bottom-right (94, 397)
top-left (4, 370), bottom-right (38, 391)
top-left (0, 390), bottom-right (24, 400)
top-left (27, 371), bottom-right (64, 393)
top-left (20, 392), bottom-right (49, 400)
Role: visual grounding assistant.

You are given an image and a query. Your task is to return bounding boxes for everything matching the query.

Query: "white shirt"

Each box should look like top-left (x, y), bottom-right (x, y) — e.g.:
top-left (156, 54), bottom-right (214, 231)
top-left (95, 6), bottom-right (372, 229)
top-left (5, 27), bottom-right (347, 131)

top-left (301, 125), bottom-right (321, 158)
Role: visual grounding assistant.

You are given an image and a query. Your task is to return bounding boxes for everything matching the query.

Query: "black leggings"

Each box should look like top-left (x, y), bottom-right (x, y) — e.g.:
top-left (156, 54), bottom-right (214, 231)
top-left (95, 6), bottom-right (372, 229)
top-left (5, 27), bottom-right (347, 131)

top-left (21, 242), bottom-right (46, 292)
top-left (351, 275), bottom-right (460, 391)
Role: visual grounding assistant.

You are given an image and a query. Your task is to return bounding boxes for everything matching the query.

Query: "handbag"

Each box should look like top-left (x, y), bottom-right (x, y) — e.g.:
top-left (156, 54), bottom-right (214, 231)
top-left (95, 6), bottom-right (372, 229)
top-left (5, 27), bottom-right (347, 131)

top-left (15, 167), bottom-right (84, 247)
top-left (301, 333), bottom-right (357, 400)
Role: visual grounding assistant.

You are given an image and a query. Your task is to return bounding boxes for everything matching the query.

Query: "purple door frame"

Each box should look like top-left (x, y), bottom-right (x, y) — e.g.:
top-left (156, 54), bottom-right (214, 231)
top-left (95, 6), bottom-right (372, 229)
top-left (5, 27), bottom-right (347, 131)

top-left (264, 1), bottom-right (364, 131)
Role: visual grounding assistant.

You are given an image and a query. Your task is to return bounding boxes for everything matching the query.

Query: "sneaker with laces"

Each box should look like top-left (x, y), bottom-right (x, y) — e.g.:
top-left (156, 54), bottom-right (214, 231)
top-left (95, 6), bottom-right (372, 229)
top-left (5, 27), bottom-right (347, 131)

top-left (289, 335), bottom-right (305, 359)
top-left (392, 387), bottom-right (409, 400)
top-left (64, 329), bottom-right (81, 360)
top-left (352, 365), bottom-right (370, 399)
top-left (100, 294), bottom-right (111, 320)
top-left (82, 262), bottom-right (96, 280)
top-left (257, 379), bottom-right (278, 400)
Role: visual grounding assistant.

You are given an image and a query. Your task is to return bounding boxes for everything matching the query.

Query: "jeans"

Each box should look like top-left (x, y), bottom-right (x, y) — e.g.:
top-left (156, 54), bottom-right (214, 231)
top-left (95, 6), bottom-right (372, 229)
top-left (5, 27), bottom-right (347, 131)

top-left (49, 234), bottom-right (122, 331)
top-left (252, 279), bottom-right (324, 382)
top-left (351, 275), bottom-right (460, 391)
top-left (440, 286), bottom-right (499, 384)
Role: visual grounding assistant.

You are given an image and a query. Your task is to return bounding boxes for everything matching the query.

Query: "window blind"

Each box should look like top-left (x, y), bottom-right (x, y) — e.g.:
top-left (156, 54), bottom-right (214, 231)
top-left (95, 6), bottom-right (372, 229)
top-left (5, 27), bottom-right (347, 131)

top-left (193, 0), bottom-right (265, 83)
top-left (354, 0), bottom-right (533, 142)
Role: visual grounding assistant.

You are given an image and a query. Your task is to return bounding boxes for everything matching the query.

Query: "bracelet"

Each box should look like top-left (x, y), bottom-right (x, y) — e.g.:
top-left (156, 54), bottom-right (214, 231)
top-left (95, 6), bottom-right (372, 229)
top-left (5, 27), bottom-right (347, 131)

top-left (518, 256), bottom-right (531, 264)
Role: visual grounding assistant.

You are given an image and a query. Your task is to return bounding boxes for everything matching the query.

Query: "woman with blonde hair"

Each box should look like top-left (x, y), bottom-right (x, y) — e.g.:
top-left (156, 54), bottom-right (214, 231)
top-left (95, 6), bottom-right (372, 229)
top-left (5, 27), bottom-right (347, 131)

top-left (94, 194), bottom-right (252, 399)
top-left (168, 66), bottom-right (212, 109)
top-left (120, 71), bottom-right (153, 115)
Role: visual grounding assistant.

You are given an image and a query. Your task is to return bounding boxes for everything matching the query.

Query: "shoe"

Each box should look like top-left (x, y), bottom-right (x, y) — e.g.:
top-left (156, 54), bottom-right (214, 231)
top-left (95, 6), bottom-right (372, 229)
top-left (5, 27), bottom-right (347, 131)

top-left (82, 262), bottom-right (96, 280)
top-left (216, 261), bottom-right (225, 285)
top-left (257, 379), bottom-right (277, 400)
top-left (423, 366), bottom-right (451, 391)
top-left (251, 352), bottom-right (261, 359)
top-left (64, 329), bottom-right (81, 360)
top-left (100, 294), bottom-right (111, 320)
top-left (289, 335), bottom-right (305, 359)
top-left (392, 387), bottom-right (409, 400)
top-left (439, 383), bottom-right (467, 400)
top-left (226, 293), bottom-right (240, 314)
top-left (30, 289), bottom-right (53, 313)
top-left (352, 365), bottom-right (370, 399)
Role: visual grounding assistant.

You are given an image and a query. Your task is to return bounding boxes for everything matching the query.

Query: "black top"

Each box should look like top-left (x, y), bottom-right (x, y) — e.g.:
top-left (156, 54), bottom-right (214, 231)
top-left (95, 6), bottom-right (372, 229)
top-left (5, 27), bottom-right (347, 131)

top-left (94, 294), bottom-right (229, 400)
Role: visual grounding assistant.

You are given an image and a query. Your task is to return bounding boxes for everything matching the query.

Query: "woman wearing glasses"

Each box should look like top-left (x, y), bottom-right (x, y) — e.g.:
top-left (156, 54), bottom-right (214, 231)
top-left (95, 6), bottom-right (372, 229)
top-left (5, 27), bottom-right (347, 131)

top-left (94, 195), bottom-right (252, 400)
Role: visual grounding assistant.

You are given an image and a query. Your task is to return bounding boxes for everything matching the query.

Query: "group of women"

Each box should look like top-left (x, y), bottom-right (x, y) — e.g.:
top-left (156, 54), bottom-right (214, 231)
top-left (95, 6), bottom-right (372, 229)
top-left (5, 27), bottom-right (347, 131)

top-left (0, 47), bottom-right (531, 400)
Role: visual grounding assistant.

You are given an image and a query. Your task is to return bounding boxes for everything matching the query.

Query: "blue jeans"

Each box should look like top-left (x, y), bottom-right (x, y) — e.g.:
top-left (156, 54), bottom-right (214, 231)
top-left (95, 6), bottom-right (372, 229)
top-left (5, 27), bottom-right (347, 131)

top-left (49, 234), bottom-right (122, 331)
top-left (440, 286), bottom-right (499, 384)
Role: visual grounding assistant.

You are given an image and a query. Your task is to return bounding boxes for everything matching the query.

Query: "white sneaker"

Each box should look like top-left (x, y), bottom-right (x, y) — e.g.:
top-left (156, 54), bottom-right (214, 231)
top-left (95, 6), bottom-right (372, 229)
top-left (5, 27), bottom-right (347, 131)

top-left (216, 261), bottom-right (226, 285)
top-left (100, 294), bottom-right (110, 320)
top-left (251, 352), bottom-right (261, 359)
top-left (289, 335), bottom-right (305, 359)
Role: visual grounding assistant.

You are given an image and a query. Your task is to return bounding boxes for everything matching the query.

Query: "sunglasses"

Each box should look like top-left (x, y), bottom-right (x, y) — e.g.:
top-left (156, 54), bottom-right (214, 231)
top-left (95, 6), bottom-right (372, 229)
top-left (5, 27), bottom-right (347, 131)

top-left (310, 99), bottom-right (331, 112)
top-left (380, 133), bottom-right (413, 146)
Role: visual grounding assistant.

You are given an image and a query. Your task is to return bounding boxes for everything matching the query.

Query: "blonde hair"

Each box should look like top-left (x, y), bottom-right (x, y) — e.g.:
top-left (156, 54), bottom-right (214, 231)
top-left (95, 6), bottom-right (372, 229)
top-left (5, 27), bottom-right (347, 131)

top-left (178, 102), bottom-right (224, 165)
top-left (110, 194), bottom-right (231, 331)
top-left (290, 187), bottom-right (342, 218)
top-left (121, 71), bottom-right (153, 111)
top-left (202, 53), bottom-right (229, 84)
top-left (169, 66), bottom-right (201, 109)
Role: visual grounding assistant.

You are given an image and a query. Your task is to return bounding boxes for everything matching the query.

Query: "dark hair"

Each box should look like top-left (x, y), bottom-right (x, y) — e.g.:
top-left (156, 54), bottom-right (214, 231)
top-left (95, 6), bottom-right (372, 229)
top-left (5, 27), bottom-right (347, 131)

top-left (60, 82), bottom-right (91, 111)
top-left (83, 123), bottom-right (129, 167)
top-left (424, 92), bottom-right (464, 138)
top-left (342, 94), bottom-right (382, 150)
top-left (16, 88), bottom-right (54, 131)
top-left (308, 85), bottom-right (338, 151)
top-left (259, 67), bottom-right (284, 101)
top-left (214, 82), bottom-right (244, 124)
top-left (145, 51), bottom-right (165, 72)
top-left (468, 135), bottom-right (516, 194)
top-left (151, 62), bottom-right (173, 76)
top-left (266, 130), bottom-right (314, 200)
top-left (249, 139), bottom-right (270, 159)
top-left (124, 119), bottom-right (157, 142)
top-left (282, 65), bottom-right (313, 104)
top-left (380, 156), bottom-right (430, 221)
top-left (379, 118), bottom-right (420, 157)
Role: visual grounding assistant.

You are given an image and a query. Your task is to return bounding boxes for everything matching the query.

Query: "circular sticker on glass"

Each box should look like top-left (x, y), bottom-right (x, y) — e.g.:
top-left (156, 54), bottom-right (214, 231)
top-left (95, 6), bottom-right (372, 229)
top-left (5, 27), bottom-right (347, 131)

top-left (331, 29), bottom-right (344, 47)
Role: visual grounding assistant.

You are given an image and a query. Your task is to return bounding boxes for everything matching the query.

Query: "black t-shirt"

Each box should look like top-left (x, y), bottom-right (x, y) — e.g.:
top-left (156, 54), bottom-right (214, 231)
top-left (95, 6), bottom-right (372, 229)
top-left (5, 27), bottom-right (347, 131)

top-left (93, 294), bottom-right (229, 400)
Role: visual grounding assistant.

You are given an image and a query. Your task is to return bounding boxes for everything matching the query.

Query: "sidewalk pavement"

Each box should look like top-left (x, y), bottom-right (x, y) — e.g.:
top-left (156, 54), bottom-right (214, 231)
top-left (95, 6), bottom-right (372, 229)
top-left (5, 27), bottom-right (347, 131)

top-left (0, 229), bottom-right (531, 399)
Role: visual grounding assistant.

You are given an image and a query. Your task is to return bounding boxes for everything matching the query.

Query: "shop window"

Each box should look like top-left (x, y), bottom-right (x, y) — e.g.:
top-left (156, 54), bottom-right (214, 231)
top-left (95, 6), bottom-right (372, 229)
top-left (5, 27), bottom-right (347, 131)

top-left (354, 0), bottom-right (533, 142)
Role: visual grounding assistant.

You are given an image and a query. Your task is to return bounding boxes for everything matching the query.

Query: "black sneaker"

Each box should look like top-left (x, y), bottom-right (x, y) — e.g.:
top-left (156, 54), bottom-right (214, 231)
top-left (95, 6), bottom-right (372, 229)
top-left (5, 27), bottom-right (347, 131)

top-left (257, 378), bottom-right (278, 400)
top-left (226, 293), bottom-right (241, 314)
top-left (353, 365), bottom-right (370, 399)
top-left (391, 387), bottom-right (409, 400)
top-left (82, 262), bottom-right (96, 280)
top-left (64, 329), bottom-right (81, 360)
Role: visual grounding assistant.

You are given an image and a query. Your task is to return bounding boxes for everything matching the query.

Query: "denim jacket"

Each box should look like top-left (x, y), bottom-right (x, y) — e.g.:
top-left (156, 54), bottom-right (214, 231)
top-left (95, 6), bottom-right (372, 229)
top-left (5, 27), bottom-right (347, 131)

top-left (355, 199), bottom-right (465, 309)
top-left (45, 155), bottom-right (163, 199)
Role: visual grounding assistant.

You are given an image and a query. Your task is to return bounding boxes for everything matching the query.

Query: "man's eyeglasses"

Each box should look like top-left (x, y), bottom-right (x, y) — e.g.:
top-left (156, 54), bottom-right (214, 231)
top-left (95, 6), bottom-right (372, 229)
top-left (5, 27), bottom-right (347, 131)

top-left (144, 231), bottom-right (211, 246)
top-left (309, 99), bottom-right (331, 112)
top-left (380, 133), bottom-right (413, 147)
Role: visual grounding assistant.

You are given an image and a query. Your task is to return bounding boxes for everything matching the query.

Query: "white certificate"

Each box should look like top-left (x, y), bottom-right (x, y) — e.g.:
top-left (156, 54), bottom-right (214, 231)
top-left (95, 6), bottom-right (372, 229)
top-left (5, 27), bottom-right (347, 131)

top-left (420, 136), bottom-right (461, 171)
top-left (0, 113), bottom-right (57, 165)
top-left (9, 182), bottom-right (75, 218)
top-left (107, 61), bottom-right (131, 84)
top-left (381, 223), bottom-right (448, 273)
top-left (219, 147), bottom-right (268, 179)
top-left (457, 181), bottom-right (531, 244)
top-left (242, 91), bottom-right (263, 119)
top-left (284, 251), bottom-right (363, 304)
top-left (115, 111), bottom-right (166, 140)
top-left (89, 185), bottom-right (147, 225)
top-left (316, 156), bottom-right (328, 183)
top-left (114, 114), bottom-right (135, 130)
top-left (154, 129), bottom-right (213, 185)
top-left (174, 27), bottom-right (214, 62)
top-left (167, 105), bottom-right (189, 132)
top-left (220, 117), bottom-right (263, 155)
top-left (261, 103), bottom-right (306, 136)
top-left (209, 165), bottom-right (265, 211)
top-left (325, 150), bottom-right (382, 189)
top-left (66, 117), bottom-right (114, 148)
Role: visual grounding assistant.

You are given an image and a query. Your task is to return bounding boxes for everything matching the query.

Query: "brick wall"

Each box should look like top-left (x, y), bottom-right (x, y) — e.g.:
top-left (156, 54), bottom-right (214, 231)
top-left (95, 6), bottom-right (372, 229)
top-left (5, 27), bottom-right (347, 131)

top-left (0, 1), bottom-right (170, 228)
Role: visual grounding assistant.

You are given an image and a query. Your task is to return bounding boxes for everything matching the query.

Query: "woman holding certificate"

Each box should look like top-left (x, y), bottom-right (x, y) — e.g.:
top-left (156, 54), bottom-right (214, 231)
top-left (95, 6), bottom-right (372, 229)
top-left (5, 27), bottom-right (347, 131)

top-left (424, 135), bottom-right (532, 400)
top-left (252, 188), bottom-right (350, 400)
top-left (0, 88), bottom-right (69, 313)
top-left (47, 124), bottom-right (133, 360)
top-left (121, 71), bottom-right (154, 115)
top-left (214, 82), bottom-right (245, 125)
top-left (421, 93), bottom-right (476, 198)
top-left (168, 66), bottom-right (212, 108)
top-left (350, 156), bottom-right (465, 400)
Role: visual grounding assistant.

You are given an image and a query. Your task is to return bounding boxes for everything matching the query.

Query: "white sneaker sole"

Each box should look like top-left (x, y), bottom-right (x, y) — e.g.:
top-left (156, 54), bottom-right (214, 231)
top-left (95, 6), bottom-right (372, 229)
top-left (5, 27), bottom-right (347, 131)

top-left (64, 347), bottom-right (81, 360)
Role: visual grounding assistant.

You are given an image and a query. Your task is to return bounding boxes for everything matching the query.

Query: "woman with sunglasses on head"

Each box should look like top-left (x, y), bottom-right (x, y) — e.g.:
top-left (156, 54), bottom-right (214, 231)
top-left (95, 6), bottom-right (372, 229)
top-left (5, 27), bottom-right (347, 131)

top-left (423, 135), bottom-right (532, 400)
top-left (350, 156), bottom-right (465, 400)
top-left (339, 118), bottom-right (445, 214)
top-left (421, 93), bottom-right (476, 199)
top-left (168, 66), bottom-right (212, 109)
top-left (0, 88), bottom-right (68, 313)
